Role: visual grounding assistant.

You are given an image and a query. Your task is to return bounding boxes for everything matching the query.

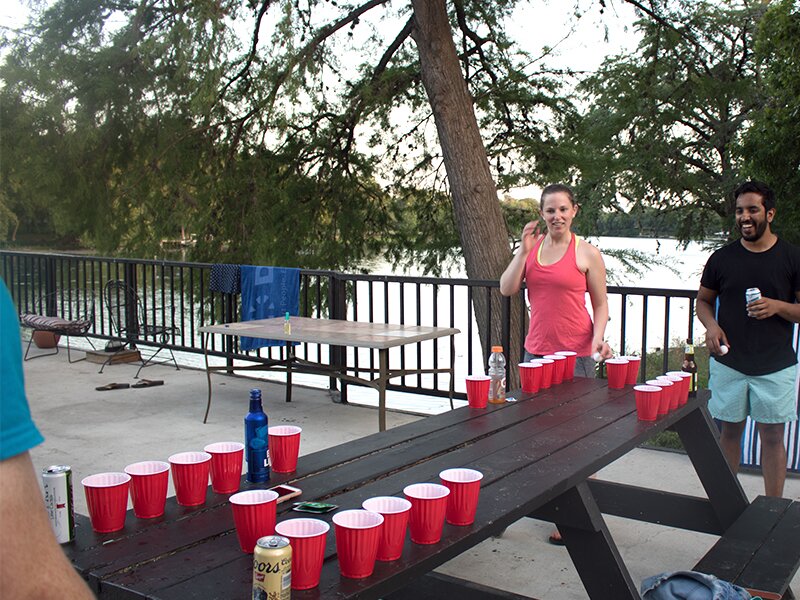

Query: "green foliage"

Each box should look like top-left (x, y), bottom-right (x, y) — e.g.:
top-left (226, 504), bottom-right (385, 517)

top-left (741, 0), bottom-right (800, 244)
top-left (551, 1), bottom-right (765, 244)
top-left (1, 0), bottom-right (569, 271)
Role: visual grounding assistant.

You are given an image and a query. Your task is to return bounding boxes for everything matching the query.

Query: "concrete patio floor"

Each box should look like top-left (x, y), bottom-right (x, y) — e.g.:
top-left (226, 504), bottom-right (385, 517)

top-left (22, 346), bottom-right (799, 599)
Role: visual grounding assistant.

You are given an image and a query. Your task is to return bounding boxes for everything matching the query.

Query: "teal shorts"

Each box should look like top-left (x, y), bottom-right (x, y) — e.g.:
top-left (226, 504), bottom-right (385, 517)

top-left (708, 358), bottom-right (799, 424)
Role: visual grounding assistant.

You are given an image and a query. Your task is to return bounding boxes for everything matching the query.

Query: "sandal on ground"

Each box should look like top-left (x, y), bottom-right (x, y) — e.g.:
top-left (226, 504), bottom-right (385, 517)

top-left (132, 379), bottom-right (164, 389)
top-left (548, 531), bottom-right (565, 546)
top-left (96, 383), bottom-right (130, 391)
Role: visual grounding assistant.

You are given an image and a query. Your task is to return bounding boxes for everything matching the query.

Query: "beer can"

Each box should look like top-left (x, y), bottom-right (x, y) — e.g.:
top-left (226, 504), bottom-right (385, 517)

top-left (253, 535), bottom-right (292, 600)
top-left (42, 465), bottom-right (75, 544)
top-left (745, 287), bottom-right (761, 314)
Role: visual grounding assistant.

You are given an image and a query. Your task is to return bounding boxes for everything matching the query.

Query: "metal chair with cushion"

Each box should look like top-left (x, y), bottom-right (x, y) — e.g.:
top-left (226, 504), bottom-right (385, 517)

top-left (20, 294), bottom-right (96, 362)
top-left (102, 279), bottom-right (180, 378)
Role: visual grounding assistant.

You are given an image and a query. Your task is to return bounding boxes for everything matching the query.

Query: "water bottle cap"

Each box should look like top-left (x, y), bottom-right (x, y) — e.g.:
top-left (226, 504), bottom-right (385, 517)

top-left (250, 388), bottom-right (262, 399)
top-left (491, 346), bottom-right (503, 353)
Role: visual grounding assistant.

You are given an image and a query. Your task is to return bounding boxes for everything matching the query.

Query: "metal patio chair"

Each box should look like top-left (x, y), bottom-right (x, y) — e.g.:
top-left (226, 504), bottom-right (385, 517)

top-left (20, 293), bottom-right (96, 362)
top-left (102, 279), bottom-right (180, 378)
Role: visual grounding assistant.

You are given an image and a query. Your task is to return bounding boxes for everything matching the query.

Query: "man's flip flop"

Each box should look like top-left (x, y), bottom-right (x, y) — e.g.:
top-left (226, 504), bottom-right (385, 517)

top-left (96, 383), bottom-right (130, 391)
top-left (132, 379), bottom-right (164, 389)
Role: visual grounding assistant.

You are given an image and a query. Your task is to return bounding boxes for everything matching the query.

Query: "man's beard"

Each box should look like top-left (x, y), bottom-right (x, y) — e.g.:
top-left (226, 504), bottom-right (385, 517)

top-left (738, 218), bottom-right (767, 241)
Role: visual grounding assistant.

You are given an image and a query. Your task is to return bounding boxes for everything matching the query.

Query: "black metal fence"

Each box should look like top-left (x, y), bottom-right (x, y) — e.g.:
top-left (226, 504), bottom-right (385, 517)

top-left (1, 250), bottom-right (699, 400)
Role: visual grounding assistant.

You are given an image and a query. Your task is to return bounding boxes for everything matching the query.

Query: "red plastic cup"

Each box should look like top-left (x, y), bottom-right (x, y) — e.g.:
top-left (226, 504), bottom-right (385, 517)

top-left (634, 385), bottom-right (662, 421)
top-left (646, 379), bottom-right (674, 415)
top-left (519, 362), bottom-right (542, 394)
top-left (658, 375), bottom-right (684, 410)
top-left (124, 461), bottom-right (169, 519)
top-left (332, 509), bottom-right (384, 579)
top-left (544, 355), bottom-right (567, 385)
top-left (361, 496), bottom-right (411, 561)
top-left (439, 468), bottom-right (483, 526)
top-left (404, 483), bottom-right (450, 545)
top-left (203, 442), bottom-right (244, 494)
top-left (230, 489), bottom-right (279, 553)
top-left (169, 451), bottom-right (211, 507)
top-left (532, 358), bottom-right (555, 389)
top-left (275, 518), bottom-right (330, 589)
top-left (268, 426), bottom-right (302, 473)
top-left (621, 356), bottom-right (641, 386)
top-left (82, 472), bottom-right (131, 533)
top-left (554, 351), bottom-right (577, 381)
top-left (666, 371), bottom-right (692, 406)
top-left (606, 358), bottom-right (630, 389)
top-left (465, 375), bottom-right (491, 408)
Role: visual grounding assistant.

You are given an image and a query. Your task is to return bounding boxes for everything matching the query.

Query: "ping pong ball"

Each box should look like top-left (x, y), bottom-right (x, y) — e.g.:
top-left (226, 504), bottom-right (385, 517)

top-left (592, 352), bottom-right (602, 362)
top-left (719, 344), bottom-right (729, 355)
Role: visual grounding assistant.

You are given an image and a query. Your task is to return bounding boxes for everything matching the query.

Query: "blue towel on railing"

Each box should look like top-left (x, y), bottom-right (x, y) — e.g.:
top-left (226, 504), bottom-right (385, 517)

top-left (209, 264), bottom-right (241, 294)
top-left (240, 265), bottom-right (300, 350)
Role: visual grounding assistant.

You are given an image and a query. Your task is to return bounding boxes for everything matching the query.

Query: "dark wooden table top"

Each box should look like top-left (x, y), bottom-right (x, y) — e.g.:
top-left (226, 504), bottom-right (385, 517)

top-left (66, 378), bottom-right (745, 599)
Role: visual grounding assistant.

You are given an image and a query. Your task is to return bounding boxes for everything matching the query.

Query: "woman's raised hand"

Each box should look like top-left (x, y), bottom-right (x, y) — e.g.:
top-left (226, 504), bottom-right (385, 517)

top-left (520, 221), bottom-right (543, 255)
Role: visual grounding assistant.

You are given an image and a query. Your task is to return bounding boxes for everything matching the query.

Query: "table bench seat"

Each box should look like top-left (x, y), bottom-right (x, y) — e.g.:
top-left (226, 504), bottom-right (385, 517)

top-left (693, 495), bottom-right (800, 600)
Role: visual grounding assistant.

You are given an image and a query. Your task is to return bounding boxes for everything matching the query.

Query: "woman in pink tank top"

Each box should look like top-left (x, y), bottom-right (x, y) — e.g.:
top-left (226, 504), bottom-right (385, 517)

top-left (500, 183), bottom-right (613, 546)
top-left (500, 184), bottom-right (613, 373)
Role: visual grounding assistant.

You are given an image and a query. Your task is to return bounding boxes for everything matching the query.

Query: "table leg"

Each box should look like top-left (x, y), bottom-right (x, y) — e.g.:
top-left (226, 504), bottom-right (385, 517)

top-left (203, 333), bottom-right (213, 424)
top-left (285, 342), bottom-right (293, 403)
top-left (379, 348), bottom-right (388, 432)
top-left (533, 482), bottom-right (640, 599)
top-left (673, 405), bottom-right (749, 530)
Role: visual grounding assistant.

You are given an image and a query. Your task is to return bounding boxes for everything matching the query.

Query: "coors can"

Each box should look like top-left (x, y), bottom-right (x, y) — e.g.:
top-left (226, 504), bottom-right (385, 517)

top-left (252, 535), bottom-right (291, 600)
top-left (42, 465), bottom-right (75, 543)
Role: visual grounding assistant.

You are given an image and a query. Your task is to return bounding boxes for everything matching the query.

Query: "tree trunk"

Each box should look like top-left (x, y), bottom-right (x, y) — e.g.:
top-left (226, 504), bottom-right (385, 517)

top-left (410, 0), bottom-right (526, 385)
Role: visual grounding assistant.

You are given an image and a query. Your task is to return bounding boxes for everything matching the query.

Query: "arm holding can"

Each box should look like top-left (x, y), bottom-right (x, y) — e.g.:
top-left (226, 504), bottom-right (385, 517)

top-left (746, 290), bottom-right (800, 321)
top-left (0, 453), bottom-right (95, 598)
top-left (0, 281), bottom-right (95, 598)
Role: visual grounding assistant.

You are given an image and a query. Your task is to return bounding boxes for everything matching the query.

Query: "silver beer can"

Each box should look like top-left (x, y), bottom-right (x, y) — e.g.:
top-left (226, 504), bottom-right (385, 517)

top-left (745, 287), bottom-right (761, 307)
top-left (42, 465), bottom-right (75, 543)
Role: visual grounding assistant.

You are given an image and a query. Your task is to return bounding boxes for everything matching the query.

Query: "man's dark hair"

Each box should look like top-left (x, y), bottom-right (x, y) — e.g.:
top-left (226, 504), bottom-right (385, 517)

top-left (733, 180), bottom-right (776, 212)
top-left (540, 184), bottom-right (575, 209)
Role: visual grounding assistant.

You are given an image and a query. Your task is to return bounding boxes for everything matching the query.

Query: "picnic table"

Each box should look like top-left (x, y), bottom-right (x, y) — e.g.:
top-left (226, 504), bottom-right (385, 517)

top-left (199, 317), bottom-right (459, 431)
top-left (65, 377), bottom-right (798, 599)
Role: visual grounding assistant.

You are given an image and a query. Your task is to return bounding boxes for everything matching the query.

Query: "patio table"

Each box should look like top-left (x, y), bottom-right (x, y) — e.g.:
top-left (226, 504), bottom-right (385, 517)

top-left (66, 378), bottom-right (756, 599)
top-left (199, 316), bottom-right (460, 431)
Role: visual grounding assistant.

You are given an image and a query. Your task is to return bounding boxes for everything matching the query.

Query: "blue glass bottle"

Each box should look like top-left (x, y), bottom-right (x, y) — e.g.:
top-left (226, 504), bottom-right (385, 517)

top-left (245, 388), bottom-right (269, 483)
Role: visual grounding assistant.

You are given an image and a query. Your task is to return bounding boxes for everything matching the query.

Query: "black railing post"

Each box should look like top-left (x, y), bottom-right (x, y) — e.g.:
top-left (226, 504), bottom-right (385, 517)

top-left (124, 262), bottom-right (138, 346)
top-left (501, 291), bottom-right (511, 361)
top-left (328, 272), bottom-right (347, 399)
top-left (44, 255), bottom-right (57, 316)
top-left (224, 292), bottom-right (236, 373)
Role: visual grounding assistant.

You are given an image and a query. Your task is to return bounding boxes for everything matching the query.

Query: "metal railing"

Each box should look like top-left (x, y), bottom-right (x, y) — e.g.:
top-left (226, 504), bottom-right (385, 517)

top-left (1, 250), bottom-right (699, 399)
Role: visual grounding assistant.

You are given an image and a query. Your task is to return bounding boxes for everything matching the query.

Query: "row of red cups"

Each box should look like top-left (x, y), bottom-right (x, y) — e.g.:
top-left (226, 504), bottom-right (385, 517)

top-left (466, 350), bottom-right (580, 407)
top-left (633, 372), bottom-right (692, 420)
top-left (81, 427), bottom-right (303, 534)
top-left (233, 468), bottom-right (483, 590)
top-left (81, 443), bottom-right (245, 533)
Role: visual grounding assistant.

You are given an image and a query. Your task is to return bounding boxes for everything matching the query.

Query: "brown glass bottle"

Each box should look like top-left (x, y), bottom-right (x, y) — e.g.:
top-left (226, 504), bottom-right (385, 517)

top-left (681, 339), bottom-right (697, 396)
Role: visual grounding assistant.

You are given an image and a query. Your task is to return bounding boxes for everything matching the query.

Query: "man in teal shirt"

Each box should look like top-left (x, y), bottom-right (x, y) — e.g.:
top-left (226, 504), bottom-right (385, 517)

top-left (0, 279), bottom-right (95, 597)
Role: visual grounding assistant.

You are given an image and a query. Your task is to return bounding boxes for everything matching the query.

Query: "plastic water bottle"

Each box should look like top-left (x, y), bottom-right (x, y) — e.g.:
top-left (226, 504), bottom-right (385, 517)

top-left (245, 388), bottom-right (270, 483)
top-left (488, 345), bottom-right (506, 404)
top-left (284, 311), bottom-right (291, 334)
